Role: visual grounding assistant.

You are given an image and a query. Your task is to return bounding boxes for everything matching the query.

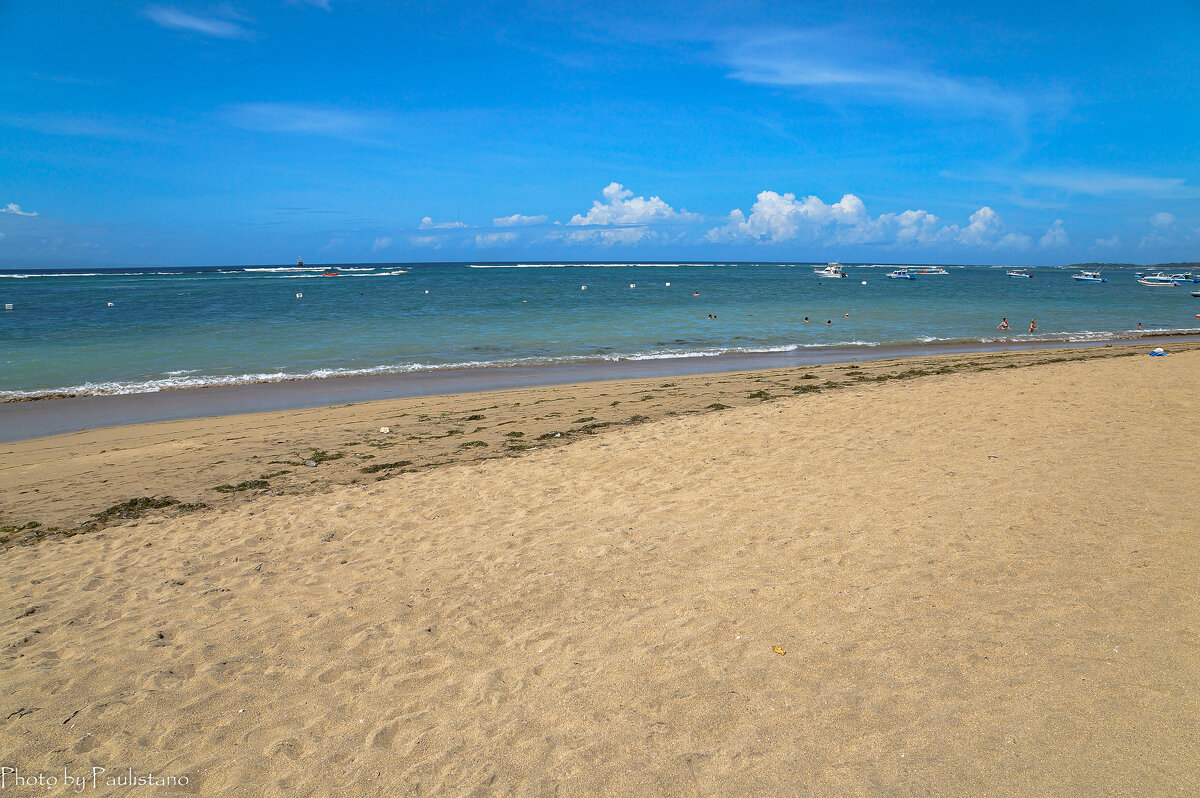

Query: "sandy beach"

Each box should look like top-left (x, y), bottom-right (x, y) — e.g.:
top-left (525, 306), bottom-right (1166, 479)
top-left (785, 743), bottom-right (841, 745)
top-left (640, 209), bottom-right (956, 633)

top-left (1, 345), bottom-right (1198, 796)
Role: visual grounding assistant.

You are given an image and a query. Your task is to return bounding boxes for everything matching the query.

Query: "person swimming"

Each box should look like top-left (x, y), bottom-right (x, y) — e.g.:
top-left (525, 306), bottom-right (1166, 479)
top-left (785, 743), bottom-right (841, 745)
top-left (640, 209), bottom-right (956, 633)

top-left (1028, 318), bottom-right (1037, 334)
top-left (997, 318), bottom-right (1009, 330)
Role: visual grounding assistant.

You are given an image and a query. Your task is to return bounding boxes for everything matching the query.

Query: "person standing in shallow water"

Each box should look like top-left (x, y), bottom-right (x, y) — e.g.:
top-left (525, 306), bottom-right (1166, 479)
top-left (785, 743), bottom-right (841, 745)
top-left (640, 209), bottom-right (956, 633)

top-left (997, 318), bottom-right (1010, 331)
top-left (1028, 319), bottom-right (1038, 334)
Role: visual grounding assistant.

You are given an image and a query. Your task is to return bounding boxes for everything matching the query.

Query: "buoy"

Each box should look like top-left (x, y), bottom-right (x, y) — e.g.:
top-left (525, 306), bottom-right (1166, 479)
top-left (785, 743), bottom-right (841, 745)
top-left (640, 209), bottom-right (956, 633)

top-left (107, 302), bottom-right (115, 307)
top-left (629, 283), bottom-right (636, 288)
top-left (3, 304), bottom-right (12, 311)
top-left (861, 280), bottom-right (867, 285)
top-left (665, 282), bottom-right (670, 286)
top-left (424, 289), bottom-right (429, 294)
top-left (581, 285), bottom-right (587, 290)
top-left (692, 292), bottom-right (700, 296)
top-left (295, 292), bottom-right (303, 298)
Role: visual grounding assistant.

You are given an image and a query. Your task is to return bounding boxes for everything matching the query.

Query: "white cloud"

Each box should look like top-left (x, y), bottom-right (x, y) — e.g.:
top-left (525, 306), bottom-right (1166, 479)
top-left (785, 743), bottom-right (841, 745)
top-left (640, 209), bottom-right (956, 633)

top-left (548, 182), bottom-right (698, 245)
top-left (142, 5), bottom-right (254, 39)
top-left (1017, 172), bottom-right (1200, 199)
top-left (1150, 212), bottom-right (1176, 228)
top-left (1038, 219), bottom-right (1068, 248)
top-left (1094, 235), bottom-right (1120, 248)
top-left (372, 237), bottom-right (393, 251)
top-left (493, 214), bottom-right (547, 227)
top-left (409, 235), bottom-right (443, 248)
top-left (419, 216), bottom-right (467, 230)
top-left (476, 232), bottom-right (518, 247)
top-left (706, 191), bottom-right (868, 243)
top-left (1, 203), bottom-right (38, 216)
top-left (708, 192), bottom-right (1032, 250)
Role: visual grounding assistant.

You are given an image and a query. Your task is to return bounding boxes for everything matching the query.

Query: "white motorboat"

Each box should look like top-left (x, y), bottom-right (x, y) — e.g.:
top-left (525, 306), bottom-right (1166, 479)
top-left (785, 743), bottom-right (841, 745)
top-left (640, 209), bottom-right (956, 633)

top-left (1072, 270), bottom-right (1107, 283)
top-left (813, 262), bottom-right (847, 278)
top-left (1137, 272), bottom-right (1179, 286)
top-left (887, 268), bottom-right (916, 279)
top-left (1169, 272), bottom-right (1199, 283)
top-left (915, 266), bottom-right (949, 275)
top-left (1006, 268), bottom-right (1034, 279)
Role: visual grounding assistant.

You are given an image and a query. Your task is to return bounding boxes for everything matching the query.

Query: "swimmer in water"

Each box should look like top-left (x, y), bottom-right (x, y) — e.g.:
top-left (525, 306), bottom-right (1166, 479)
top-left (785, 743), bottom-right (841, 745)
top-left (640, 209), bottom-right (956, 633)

top-left (803, 316), bottom-right (810, 322)
top-left (1028, 319), bottom-right (1037, 334)
top-left (997, 318), bottom-right (1009, 331)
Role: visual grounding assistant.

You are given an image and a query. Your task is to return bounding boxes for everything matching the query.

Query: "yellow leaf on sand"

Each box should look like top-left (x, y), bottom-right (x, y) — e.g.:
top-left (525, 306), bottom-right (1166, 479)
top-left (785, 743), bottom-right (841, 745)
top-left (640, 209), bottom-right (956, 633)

top-left (772, 645), bottom-right (786, 656)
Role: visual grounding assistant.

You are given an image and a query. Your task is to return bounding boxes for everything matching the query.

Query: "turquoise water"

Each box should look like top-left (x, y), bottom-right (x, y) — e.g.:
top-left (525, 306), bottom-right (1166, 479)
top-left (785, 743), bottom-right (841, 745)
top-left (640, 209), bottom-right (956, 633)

top-left (1, 263), bottom-right (1197, 398)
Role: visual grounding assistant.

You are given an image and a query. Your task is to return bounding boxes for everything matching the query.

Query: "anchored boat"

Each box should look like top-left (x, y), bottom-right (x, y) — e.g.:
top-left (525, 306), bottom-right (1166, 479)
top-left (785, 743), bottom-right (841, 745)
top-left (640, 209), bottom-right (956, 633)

top-left (1072, 270), bottom-right (1107, 283)
top-left (813, 262), bottom-right (847, 278)
top-left (1006, 268), bottom-right (1034, 279)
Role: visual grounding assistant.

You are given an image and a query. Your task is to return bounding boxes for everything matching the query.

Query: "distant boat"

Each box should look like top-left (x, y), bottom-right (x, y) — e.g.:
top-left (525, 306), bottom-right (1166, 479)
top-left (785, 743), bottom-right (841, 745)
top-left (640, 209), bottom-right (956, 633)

top-left (813, 262), bottom-right (847, 278)
top-left (1192, 289), bottom-right (1200, 297)
top-left (915, 266), bottom-right (949, 275)
top-left (1169, 272), bottom-right (1199, 283)
top-left (887, 268), bottom-right (916, 279)
top-left (1137, 272), bottom-right (1178, 286)
top-left (1072, 270), bottom-right (1107, 283)
top-left (297, 258), bottom-right (304, 267)
top-left (1006, 268), bottom-right (1034, 279)
top-left (321, 269), bottom-right (340, 277)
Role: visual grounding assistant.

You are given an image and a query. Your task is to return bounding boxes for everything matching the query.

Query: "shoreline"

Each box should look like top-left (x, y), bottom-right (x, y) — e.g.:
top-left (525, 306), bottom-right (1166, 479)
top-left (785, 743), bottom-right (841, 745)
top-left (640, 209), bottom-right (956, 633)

top-left (3, 332), bottom-right (1198, 442)
top-left (4, 341), bottom-right (1199, 539)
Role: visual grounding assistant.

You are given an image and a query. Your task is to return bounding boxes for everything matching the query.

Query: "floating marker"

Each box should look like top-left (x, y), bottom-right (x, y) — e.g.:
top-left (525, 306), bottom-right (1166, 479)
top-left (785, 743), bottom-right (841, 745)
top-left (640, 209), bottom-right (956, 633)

top-left (424, 289), bottom-right (429, 294)
top-left (665, 282), bottom-right (670, 286)
top-left (3, 304), bottom-right (12, 311)
top-left (861, 280), bottom-right (867, 285)
top-left (580, 285), bottom-right (587, 290)
top-left (629, 283), bottom-right (636, 288)
top-left (295, 292), bottom-right (303, 298)
top-left (107, 301), bottom-right (115, 307)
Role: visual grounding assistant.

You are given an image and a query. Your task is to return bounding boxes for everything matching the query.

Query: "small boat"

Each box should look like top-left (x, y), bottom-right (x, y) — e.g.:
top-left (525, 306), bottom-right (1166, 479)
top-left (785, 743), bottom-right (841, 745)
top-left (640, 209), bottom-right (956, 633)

top-left (321, 269), bottom-right (340, 277)
top-left (297, 258), bottom-right (304, 267)
top-left (1006, 268), bottom-right (1034, 279)
top-left (813, 262), bottom-right (847, 278)
top-left (1169, 272), bottom-right (1199, 283)
top-left (915, 266), bottom-right (949, 275)
top-left (1072, 270), bottom-right (1107, 283)
top-left (887, 268), bottom-right (916, 279)
top-left (1137, 272), bottom-right (1178, 286)
top-left (1191, 289), bottom-right (1200, 297)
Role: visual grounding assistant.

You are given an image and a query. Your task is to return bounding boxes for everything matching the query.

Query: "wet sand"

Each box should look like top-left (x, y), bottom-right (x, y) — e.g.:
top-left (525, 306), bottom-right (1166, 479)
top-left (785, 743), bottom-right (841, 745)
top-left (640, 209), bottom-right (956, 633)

top-left (1, 344), bottom-right (1198, 796)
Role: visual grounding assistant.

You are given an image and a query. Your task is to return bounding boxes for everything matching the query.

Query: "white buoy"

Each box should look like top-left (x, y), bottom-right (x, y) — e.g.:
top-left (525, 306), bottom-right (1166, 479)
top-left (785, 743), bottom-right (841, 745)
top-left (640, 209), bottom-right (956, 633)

top-left (424, 289), bottom-right (429, 294)
top-left (629, 283), bottom-right (636, 288)
top-left (107, 301), bottom-right (115, 307)
top-left (861, 280), bottom-right (867, 285)
top-left (295, 292), bottom-right (303, 298)
top-left (580, 285), bottom-right (587, 290)
top-left (665, 282), bottom-right (670, 286)
top-left (3, 304), bottom-right (12, 311)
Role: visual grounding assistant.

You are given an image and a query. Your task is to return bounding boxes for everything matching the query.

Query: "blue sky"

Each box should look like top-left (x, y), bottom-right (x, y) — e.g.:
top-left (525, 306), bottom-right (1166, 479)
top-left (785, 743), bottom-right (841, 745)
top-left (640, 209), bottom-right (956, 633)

top-left (1, 0), bottom-right (1197, 266)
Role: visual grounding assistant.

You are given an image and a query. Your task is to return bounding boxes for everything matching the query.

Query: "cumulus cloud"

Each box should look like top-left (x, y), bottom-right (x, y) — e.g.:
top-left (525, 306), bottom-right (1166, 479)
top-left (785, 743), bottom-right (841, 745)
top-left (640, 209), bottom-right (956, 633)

top-left (476, 232), bottom-right (518, 247)
top-left (707, 192), bottom-right (1032, 250)
top-left (548, 183), bottom-right (697, 245)
top-left (419, 216), bottom-right (467, 230)
top-left (1, 203), bottom-right (38, 216)
top-left (1038, 219), bottom-right (1068, 249)
top-left (1150, 212), bottom-right (1176, 228)
top-left (493, 214), bottom-right (547, 227)
top-left (1094, 235), bottom-right (1120, 248)
top-left (372, 237), bottom-right (393, 251)
top-left (142, 5), bottom-right (254, 39)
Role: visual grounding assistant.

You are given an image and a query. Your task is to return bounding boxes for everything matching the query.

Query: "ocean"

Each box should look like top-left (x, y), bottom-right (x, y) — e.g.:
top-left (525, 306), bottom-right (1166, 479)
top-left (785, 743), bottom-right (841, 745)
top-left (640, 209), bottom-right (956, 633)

top-left (2, 262), bottom-right (1198, 400)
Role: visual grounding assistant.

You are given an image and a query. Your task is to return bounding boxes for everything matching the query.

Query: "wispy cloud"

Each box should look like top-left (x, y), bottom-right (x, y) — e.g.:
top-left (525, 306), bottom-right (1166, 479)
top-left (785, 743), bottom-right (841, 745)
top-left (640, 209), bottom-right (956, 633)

top-left (223, 103), bottom-right (376, 136)
top-left (143, 5), bottom-right (255, 40)
top-left (1, 203), bottom-right (38, 217)
top-left (476, 232), bottom-right (518, 247)
top-left (718, 29), bottom-right (1055, 125)
top-left (371, 237), bottom-right (393, 251)
top-left (1016, 171), bottom-right (1200, 199)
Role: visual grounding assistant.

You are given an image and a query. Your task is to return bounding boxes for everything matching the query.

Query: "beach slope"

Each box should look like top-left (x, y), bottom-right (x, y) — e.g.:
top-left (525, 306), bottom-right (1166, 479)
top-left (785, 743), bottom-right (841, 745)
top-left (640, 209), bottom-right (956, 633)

top-left (1, 351), bottom-right (1198, 796)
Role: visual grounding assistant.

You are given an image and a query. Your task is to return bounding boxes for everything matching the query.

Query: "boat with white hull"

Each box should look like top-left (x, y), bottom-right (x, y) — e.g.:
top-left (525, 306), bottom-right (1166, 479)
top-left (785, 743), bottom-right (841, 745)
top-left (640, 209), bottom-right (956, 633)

top-left (813, 263), bottom-right (847, 278)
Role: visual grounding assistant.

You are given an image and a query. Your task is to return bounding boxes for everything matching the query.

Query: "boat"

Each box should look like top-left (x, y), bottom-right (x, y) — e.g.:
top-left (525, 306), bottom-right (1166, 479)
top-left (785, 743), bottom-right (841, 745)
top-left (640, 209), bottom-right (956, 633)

top-left (1137, 272), bottom-right (1178, 286)
top-left (297, 258), bottom-right (304, 267)
top-left (915, 266), bottom-right (949, 275)
top-left (813, 262), bottom-right (847, 278)
top-left (887, 268), bottom-right (916, 279)
top-left (321, 269), bottom-right (340, 277)
top-left (1006, 268), bottom-right (1034, 279)
top-left (1072, 270), bottom-right (1107, 283)
top-left (1192, 290), bottom-right (1200, 298)
top-left (1169, 272), bottom-right (1199, 283)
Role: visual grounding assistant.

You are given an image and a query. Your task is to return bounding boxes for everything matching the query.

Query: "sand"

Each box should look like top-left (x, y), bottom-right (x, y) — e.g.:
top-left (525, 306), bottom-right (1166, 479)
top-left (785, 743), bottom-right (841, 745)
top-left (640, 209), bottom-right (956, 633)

top-left (1, 346), bottom-right (1198, 796)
